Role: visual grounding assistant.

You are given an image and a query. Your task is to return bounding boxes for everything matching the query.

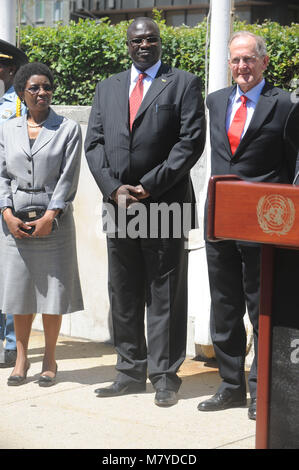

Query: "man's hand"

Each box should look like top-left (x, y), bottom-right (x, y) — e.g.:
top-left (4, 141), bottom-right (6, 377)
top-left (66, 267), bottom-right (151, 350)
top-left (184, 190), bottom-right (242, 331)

top-left (111, 185), bottom-right (140, 209)
top-left (134, 184), bottom-right (150, 200)
top-left (112, 184), bottom-right (150, 208)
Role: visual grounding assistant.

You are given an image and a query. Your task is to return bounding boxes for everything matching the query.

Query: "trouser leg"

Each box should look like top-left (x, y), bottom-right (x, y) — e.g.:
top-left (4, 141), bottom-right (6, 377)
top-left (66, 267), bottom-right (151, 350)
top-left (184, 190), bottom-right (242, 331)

top-left (107, 236), bottom-right (147, 384)
top-left (206, 240), bottom-right (260, 396)
top-left (4, 314), bottom-right (16, 350)
top-left (144, 236), bottom-right (188, 392)
top-left (240, 243), bottom-right (261, 399)
top-left (0, 312), bottom-right (5, 342)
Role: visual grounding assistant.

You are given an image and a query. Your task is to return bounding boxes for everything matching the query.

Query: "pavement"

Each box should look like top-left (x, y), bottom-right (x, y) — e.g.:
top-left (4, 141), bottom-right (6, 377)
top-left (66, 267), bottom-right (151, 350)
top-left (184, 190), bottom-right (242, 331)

top-left (0, 330), bottom-right (256, 453)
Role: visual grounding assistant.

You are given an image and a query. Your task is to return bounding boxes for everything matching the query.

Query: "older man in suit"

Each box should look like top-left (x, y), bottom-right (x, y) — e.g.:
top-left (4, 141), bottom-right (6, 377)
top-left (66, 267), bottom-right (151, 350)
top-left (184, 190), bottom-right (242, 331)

top-left (285, 101), bottom-right (299, 184)
top-left (85, 17), bottom-right (206, 406)
top-left (198, 31), bottom-right (298, 420)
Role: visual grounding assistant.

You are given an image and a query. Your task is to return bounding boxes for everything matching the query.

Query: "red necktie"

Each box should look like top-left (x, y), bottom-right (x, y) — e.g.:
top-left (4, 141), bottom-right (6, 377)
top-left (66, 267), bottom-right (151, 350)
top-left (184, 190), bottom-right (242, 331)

top-left (129, 73), bottom-right (146, 130)
top-left (227, 95), bottom-right (248, 154)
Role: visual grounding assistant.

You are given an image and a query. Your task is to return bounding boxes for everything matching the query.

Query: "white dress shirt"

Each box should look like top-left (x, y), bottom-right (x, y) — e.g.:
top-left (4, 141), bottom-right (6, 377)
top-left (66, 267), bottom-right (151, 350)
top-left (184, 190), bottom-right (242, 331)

top-left (226, 78), bottom-right (265, 138)
top-left (129, 60), bottom-right (161, 99)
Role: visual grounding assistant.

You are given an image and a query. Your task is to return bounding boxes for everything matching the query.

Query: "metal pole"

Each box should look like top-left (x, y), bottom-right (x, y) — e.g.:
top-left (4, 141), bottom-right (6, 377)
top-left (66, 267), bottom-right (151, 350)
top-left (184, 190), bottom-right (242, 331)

top-left (208, 0), bottom-right (233, 93)
top-left (0, 0), bottom-right (17, 44)
top-left (194, 0), bottom-right (233, 349)
top-left (202, 0), bottom-right (233, 208)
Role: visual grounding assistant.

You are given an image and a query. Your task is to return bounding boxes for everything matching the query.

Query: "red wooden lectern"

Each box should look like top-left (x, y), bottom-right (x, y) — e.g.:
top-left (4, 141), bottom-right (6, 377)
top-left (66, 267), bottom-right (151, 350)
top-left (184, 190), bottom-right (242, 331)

top-left (207, 175), bottom-right (299, 449)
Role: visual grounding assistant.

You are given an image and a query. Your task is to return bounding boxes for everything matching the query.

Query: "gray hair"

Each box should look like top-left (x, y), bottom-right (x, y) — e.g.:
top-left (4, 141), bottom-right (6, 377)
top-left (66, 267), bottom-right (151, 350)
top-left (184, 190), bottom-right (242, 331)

top-left (229, 31), bottom-right (267, 57)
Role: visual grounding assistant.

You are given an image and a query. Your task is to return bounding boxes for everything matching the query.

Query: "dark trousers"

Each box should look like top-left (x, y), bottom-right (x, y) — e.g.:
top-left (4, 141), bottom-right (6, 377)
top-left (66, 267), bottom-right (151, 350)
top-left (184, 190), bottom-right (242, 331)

top-left (107, 235), bottom-right (188, 392)
top-left (206, 240), bottom-right (261, 398)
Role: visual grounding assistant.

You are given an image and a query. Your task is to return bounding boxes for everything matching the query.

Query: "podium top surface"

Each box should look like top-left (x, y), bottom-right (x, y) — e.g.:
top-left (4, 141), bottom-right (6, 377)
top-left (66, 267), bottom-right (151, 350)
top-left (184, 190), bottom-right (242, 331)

top-left (208, 176), bottom-right (299, 248)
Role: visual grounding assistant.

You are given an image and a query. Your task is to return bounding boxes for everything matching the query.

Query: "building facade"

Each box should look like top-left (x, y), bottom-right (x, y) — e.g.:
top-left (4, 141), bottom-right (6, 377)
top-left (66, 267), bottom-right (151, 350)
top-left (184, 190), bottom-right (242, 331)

top-left (20, 0), bottom-right (70, 27)
top-left (18, 1), bottom-right (299, 28)
top-left (70, 0), bottom-right (299, 27)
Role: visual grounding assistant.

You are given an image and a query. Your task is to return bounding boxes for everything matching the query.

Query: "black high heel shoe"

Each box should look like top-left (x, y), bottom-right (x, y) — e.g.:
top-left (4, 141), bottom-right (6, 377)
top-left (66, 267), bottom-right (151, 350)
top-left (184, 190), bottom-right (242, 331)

top-left (7, 362), bottom-right (31, 386)
top-left (38, 363), bottom-right (58, 387)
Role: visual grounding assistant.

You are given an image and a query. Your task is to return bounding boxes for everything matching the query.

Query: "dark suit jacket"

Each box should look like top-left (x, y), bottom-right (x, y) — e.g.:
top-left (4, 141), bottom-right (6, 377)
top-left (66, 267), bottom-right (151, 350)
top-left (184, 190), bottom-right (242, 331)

top-left (207, 81), bottom-right (296, 184)
top-left (84, 63), bottom-right (206, 218)
top-left (284, 102), bottom-right (299, 184)
top-left (204, 81), bottom-right (297, 240)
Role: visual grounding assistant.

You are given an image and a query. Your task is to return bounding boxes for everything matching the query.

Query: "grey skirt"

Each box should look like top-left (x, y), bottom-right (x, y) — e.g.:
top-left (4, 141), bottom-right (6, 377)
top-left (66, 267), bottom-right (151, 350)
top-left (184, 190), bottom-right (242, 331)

top-left (0, 207), bottom-right (84, 315)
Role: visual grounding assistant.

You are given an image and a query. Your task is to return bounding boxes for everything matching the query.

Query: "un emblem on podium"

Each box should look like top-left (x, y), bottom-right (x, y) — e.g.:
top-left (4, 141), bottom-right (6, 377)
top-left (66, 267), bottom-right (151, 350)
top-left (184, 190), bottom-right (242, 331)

top-left (257, 194), bottom-right (295, 235)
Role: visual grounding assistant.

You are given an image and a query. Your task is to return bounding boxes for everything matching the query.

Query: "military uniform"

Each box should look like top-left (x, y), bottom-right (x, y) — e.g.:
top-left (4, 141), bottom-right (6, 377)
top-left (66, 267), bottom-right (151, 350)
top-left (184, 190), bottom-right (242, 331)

top-left (0, 85), bottom-right (26, 124)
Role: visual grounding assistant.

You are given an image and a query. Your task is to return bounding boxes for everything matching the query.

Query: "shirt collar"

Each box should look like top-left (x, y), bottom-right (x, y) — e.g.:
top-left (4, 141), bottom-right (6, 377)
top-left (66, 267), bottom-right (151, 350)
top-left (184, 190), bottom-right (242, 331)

top-left (131, 60), bottom-right (161, 82)
top-left (1, 85), bottom-right (16, 102)
top-left (235, 78), bottom-right (265, 104)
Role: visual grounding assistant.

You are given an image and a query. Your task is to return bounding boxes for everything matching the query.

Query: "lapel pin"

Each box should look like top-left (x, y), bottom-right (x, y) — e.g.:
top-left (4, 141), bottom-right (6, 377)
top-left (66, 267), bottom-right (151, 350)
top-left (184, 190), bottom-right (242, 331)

top-left (161, 79), bottom-right (167, 82)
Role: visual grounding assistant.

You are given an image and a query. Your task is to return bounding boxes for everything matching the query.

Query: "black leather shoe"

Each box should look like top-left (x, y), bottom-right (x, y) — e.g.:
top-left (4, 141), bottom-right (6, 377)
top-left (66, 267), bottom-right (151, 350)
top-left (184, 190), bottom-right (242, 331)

top-left (0, 350), bottom-right (17, 368)
top-left (248, 398), bottom-right (256, 420)
top-left (94, 381), bottom-right (146, 397)
top-left (154, 389), bottom-right (178, 407)
top-left (197, 390), bottom-right (246, 411)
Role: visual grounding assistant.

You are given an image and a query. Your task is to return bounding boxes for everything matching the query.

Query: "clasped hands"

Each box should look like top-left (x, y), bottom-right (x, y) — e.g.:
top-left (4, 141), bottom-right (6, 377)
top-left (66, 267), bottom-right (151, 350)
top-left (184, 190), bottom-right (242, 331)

top-left (3, 209), bottom-right (59, 239)
top-left (112, 184), bottom-right (150, 209)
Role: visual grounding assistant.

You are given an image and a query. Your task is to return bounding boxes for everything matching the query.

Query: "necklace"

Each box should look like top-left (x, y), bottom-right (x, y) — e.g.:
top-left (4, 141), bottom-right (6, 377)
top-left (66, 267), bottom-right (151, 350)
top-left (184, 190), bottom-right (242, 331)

top-left (27, 119), bottom-right (47, 128)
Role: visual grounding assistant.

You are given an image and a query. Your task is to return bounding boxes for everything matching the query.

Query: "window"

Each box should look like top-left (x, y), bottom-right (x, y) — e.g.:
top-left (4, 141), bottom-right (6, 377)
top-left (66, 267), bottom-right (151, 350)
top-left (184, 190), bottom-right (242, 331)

top-left (53, 0), bottom-right (63, 22)
top-left (35, 0), bottom-right (45, 22)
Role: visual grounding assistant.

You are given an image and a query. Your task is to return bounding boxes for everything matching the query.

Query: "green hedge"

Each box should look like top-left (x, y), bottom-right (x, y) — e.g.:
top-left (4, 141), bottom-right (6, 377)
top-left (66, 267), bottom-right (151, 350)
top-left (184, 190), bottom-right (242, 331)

top-left (19, 10), bottom-right (299, 105)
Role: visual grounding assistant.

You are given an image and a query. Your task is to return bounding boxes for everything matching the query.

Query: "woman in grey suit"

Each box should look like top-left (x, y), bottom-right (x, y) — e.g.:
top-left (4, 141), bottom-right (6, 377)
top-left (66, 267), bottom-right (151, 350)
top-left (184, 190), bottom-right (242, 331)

top-left (0, 62), bottom-right (83, 386)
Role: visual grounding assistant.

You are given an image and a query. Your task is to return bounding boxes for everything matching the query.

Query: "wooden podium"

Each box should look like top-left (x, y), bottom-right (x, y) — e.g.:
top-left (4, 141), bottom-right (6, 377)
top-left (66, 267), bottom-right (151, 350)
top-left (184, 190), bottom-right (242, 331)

top-left (207, 175), bottom-right (299, 449)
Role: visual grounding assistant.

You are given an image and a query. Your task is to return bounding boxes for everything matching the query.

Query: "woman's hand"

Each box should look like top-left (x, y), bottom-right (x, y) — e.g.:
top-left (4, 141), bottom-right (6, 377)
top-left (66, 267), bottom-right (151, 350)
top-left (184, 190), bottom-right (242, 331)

top-left (30, 210), bottom-right (59, 238)
top-left (3, 209), bottom-right (32, 239)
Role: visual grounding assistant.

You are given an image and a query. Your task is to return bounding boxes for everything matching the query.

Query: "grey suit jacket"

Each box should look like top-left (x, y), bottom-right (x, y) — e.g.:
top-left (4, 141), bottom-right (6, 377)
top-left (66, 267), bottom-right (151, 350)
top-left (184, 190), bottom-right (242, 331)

top-left (84, 63), bottom-right (206, 208)
top-left (0, 108), bottom-right (82, 213)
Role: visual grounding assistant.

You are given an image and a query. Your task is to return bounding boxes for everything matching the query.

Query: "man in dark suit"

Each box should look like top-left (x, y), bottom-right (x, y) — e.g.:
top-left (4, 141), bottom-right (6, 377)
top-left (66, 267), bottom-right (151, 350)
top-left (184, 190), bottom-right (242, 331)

top-left (198, 31), bottom-right (297, 420)
top-left (285, 101), bottom-right (299, 184)
top-left (84, 17), bottom-right (206, 406)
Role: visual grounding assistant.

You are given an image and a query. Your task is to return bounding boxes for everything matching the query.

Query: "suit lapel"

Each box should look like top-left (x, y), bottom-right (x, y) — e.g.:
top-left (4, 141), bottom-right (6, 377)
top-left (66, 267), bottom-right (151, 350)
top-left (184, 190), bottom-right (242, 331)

top-left (31, 108), bottom-right (62, 156)
top-left (18, 108), bottom-right (62, 158)
top-left (234, 82), bottom-right (278, 158)
top-left (134, 64), bottom-right (174, 122)
top-left (114, 70), bottom-right (130, 131)
top-left (219, 86), bottom-right (235, 157)
top-left (17, 115), bottom-right (31, 158)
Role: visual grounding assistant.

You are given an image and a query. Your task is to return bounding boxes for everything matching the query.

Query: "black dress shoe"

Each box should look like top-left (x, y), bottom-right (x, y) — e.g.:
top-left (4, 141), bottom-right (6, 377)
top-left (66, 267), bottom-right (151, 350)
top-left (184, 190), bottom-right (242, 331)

top-left (197, 390), bottom-right (246, 411)
top-left (154, 389), bottom-right (178, 407)
top-left (7, 362), bottom-right (30, 386)
top-left (248, 398), bottom-right (256, 420)
top-left (0, 350), bottom-right (17, 368)
top-left (94, 381), bottom-right (146, 397)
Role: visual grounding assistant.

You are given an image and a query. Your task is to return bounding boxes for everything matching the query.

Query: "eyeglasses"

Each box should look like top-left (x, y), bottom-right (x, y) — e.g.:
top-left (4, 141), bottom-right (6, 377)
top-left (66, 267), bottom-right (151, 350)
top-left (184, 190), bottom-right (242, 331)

top-left (230, 55), bottom-right (258, 65)
top-left (25, 84), bottom-right (53, 94)
top-left (129, 36), bottom-right (160, 46)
